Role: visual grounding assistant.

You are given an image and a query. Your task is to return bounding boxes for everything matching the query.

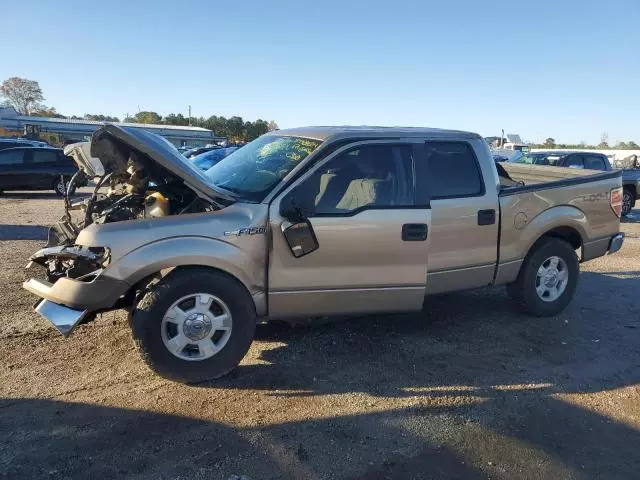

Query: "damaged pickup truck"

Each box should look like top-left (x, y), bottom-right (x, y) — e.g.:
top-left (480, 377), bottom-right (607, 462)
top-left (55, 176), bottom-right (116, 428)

top-left (24, 125), bottom-right (625, 382)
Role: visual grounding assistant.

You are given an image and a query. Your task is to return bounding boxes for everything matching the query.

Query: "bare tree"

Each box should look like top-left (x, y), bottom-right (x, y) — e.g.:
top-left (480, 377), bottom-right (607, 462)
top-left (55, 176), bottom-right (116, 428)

top-left (267, 120), bottom-right (279, 131)
top-left (0, 77), bottom-right (45, 115)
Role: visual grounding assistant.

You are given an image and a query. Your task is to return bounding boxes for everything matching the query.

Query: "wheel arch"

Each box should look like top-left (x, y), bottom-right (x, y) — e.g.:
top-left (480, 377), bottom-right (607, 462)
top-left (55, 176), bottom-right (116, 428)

top-left (105, 237), bottom-right (266, 316)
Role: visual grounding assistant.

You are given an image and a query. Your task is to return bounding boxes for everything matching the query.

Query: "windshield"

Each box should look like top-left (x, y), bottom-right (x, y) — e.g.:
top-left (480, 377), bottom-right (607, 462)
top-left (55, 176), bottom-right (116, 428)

top-left (204, 135), bottom-right (321, 201)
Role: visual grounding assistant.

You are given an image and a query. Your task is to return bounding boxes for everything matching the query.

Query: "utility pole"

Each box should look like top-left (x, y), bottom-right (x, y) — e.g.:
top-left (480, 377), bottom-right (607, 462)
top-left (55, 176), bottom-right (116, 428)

top-left (188, 105), bottom-right (191, 126)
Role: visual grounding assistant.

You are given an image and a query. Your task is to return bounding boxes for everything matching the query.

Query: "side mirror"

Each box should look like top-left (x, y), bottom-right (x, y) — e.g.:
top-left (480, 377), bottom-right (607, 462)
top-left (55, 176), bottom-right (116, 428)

top-left (279, 192), bottom-right (314, 222)
top-left (282, 220), bottom-right (319, 258)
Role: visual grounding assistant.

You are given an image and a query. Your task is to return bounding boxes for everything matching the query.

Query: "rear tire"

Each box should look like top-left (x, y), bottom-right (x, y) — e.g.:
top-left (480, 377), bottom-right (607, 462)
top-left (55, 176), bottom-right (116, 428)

top-left (130, 268), bottom-right (257, 383)
top-left (53, 177), bottom-right (66, 196)
top-left (507, 237), bottom-right (579, 317)
top-left (622, 188), bottom-right (634, 217)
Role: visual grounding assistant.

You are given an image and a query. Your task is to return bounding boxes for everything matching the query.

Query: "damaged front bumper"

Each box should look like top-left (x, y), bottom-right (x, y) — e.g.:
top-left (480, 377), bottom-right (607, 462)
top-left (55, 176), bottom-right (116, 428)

top-left (23, 242), bottom-right (129, 337)
top-left (33, 298), bottom-right (87, 337)
top-left (24, 275), bottom-right (129, 336)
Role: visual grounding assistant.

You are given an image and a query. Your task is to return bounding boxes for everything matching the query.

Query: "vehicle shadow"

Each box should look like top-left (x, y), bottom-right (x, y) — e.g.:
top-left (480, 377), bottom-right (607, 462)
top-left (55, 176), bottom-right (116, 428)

top-left (0, 397), bottom-right (483, 479)
top-left (201, 270), bottom-right (640, 477)
top-left (0, 224), bottom-right (48, 241)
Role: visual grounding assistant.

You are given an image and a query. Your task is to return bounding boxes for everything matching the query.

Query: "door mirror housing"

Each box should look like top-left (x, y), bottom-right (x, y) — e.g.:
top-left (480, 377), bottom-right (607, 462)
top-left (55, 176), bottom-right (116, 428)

top-left (282, 220), bottom-right (319, 258)
top-left (279, 192), bottom-right (314, 222)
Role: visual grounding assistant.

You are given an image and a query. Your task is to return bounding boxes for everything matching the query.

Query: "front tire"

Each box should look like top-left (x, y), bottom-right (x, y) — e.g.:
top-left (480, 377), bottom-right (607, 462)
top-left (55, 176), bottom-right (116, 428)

top-left (508, 238), bottom-right (579, 317)
top-left (130, 268), bottom-right (257, 383)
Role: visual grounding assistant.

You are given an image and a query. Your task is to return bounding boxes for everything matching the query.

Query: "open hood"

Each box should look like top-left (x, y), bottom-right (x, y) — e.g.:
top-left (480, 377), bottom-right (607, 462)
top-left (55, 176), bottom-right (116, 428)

top-left (90, 124), bottom-right (234, 201)
top-left (63, 142), bottom-right (105, 179)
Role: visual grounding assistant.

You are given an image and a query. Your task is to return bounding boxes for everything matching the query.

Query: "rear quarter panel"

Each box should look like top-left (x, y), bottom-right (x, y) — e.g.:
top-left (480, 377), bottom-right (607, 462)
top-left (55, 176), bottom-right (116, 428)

top-left (499, 167), bottom-right (621, 268)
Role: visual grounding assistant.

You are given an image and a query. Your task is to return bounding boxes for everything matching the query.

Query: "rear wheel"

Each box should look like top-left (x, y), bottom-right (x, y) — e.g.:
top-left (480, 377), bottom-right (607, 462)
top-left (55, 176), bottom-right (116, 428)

top-left (622, 188), bottom-right (634, 217)
top-left (507, 237), bottom-right (579, 316)
top-left (53, 177), bottom-right (66, 196)
top-left (53, 177), bottom-right (76, 196)
top-left (130, 268), bottom-right (256, 383)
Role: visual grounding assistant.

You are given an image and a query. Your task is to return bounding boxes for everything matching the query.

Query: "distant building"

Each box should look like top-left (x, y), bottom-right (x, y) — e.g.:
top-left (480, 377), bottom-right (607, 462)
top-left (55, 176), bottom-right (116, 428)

top-left (0, 107), bottom-right (223, 147)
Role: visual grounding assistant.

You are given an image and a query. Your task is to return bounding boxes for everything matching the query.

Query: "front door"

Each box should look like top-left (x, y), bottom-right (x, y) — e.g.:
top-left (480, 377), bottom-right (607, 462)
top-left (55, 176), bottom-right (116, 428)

top-left (268, 141), bottom-right (431, 318)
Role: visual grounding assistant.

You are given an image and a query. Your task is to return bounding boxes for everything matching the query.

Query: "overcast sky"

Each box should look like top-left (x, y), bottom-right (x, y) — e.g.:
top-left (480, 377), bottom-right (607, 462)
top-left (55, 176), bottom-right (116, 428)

top-left (3, 0), bottom-right (639, 144)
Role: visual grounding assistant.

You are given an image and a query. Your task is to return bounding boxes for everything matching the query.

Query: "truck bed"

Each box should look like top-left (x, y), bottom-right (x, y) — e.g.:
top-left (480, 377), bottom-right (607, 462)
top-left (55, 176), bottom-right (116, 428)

top-left (500, 162), bottom-right (621, 194)
top-left (494, 162), bottom-right (622, 286)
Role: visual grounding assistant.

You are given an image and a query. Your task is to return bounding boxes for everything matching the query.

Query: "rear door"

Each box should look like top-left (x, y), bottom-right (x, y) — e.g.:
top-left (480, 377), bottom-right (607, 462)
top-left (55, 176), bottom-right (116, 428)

top-left (419, 139), bottom-right (500, 294)
top-left (28, 149), bottom-right (62, 189)
top-left (268, 140), bottom-right (431, 317)
top-left (0, 149), bottom-right (28, 189)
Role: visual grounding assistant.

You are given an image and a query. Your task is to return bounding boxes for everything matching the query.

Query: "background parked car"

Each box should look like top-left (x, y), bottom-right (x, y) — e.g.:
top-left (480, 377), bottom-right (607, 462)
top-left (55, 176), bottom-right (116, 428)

top-left (0, 147), bottom-right (80, 196)
top-left (191, 146), bottom-right (239, 170)
top-left (0, 138), bottom-right (50, 151)
top-left (183, 145), bottom-right (222, 159)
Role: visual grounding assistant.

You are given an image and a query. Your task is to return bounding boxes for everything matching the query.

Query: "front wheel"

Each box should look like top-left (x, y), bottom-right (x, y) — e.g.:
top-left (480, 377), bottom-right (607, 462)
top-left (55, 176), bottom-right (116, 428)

top-left (507, 238), bottom-right (579, 317)
top-left (130, 268), bottom-right (257, 383)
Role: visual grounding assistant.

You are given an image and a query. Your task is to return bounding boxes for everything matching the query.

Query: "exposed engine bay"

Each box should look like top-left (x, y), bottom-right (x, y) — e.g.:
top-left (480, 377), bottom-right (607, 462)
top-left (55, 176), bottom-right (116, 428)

top-left (30, 132), bottom-right (222, 283)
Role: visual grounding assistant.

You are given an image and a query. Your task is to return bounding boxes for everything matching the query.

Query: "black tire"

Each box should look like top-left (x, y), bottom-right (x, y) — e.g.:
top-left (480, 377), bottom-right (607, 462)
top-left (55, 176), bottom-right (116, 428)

top-left (507, 237), bottom-right (579, 317)
top-left (622, 188), bottom-right (634, 217)
top-left (53, 177), bottom-right (66, 196)
top-left (129, 267), bottom-right (256, 383)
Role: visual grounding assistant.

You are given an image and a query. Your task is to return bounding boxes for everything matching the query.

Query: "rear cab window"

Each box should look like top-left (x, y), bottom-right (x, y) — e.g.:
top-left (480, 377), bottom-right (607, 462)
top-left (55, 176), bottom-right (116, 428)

top-left (417, 141), bottom-right (484, 201)
top-left (563, 154), bottom-right (585, 168)
top-left (584, 155), bottom-right (607, 171)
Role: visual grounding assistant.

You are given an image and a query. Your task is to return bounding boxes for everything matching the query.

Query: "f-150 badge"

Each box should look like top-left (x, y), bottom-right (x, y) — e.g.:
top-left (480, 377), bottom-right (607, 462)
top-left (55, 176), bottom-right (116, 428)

top-left (224, 226), bottom-right (267, 237)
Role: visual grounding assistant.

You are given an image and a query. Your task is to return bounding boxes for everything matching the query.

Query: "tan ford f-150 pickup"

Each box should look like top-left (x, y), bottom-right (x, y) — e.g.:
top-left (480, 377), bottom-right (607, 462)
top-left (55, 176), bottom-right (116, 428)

top-left (23, 125), bottom-right (624, 382)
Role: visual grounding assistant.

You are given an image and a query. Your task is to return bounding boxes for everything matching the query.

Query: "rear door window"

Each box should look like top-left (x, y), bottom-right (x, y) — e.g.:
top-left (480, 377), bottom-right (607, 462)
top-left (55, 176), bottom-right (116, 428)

top-left (0, 149), bottom-right (26, 165)
top-left (584, 155), bottom-right (607, 170)
top-left (418, 141), bottom-right (484, 200)
top-left (32, 150), bottom-right (60, 164)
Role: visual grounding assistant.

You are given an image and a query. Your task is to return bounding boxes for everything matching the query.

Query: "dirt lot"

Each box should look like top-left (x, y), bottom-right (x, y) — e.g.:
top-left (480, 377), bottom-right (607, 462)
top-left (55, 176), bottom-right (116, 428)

top-left (0, 190), bottom-right (639, 479)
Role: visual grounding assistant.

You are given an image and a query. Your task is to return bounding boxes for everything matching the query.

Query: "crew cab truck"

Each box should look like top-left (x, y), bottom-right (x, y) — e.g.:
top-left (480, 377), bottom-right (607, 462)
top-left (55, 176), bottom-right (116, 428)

top-left (23, 125), bottom-right (624, 383)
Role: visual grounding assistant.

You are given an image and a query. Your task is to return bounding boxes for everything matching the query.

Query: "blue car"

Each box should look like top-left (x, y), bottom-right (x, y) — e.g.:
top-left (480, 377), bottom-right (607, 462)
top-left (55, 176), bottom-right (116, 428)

top-left (191, 147), bottom-right (239, 170)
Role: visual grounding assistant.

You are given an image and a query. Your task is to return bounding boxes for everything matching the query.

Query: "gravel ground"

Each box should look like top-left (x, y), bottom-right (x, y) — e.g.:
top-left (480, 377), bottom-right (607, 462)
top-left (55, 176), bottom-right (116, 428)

top-left (0, 190), bottom-right (639, 479)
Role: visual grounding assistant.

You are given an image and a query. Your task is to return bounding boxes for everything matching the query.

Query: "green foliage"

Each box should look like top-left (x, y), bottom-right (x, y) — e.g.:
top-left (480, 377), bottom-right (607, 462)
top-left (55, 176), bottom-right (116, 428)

top-left (0, 77), bottom-right (44, 115)
top-left (130, 111), bottom-right (163, 124)
top-left (30, 106), bottom-right (65, 118)
top-left (84, 114), bottom-right (120, 122)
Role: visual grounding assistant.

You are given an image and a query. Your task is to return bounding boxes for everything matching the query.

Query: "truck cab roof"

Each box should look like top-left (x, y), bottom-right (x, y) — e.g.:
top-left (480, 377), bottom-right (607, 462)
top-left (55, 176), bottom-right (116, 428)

top-left (268, 126), bottom-right (482, 142)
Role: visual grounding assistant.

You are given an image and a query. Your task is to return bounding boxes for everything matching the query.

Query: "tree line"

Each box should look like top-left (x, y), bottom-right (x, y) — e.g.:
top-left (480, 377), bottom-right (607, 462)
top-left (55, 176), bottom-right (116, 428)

top-left (1, 76), bottom-right (277, 142)
top-left (531, 134), bottom-right (639, 150)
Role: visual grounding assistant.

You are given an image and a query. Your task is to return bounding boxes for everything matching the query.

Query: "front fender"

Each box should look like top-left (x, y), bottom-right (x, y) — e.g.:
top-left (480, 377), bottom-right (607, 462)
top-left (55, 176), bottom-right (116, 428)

top-left (103, 236), bottom-right (265, 297)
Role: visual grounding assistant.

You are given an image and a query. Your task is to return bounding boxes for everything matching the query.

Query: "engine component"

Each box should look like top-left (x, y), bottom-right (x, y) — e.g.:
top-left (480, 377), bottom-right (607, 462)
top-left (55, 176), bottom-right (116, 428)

top-left (145, 192), bottom-right (170, 218)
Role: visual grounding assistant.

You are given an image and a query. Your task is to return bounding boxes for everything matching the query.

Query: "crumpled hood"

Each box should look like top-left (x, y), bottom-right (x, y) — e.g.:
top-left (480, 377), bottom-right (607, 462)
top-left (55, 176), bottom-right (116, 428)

top-left (90, 124), bottom-right (233, 201)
